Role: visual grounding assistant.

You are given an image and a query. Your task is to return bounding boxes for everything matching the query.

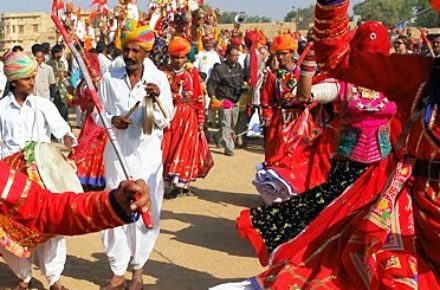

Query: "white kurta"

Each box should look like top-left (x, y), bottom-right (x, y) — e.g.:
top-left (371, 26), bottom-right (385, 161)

top-left (0, 61), bottom-right (6, 97)
top-left (0, 93), bottom-right (76, 158)
top-left (0, 93), bottom-right (75, 286)
top-left (194, 50), bottom-right (221, 80)
top-left (96, 63), bottom-right (173, 275)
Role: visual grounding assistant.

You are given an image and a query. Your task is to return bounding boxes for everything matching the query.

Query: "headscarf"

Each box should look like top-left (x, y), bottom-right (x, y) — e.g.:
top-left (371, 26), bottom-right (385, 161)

top-left (350, 21), bottom-right (390, 55)
top-left (3, 52), bottom-right (37, 81)
top-left (121, 20), bottom-right (155, 51)
top-left (271, 34), bottom-right (298, 53)
top-left (230, 38), bottom-right (243, 47)
top-left (245, 31), bottom-right (260, 88)
top-left (168, 37), bottom-right (191, 57)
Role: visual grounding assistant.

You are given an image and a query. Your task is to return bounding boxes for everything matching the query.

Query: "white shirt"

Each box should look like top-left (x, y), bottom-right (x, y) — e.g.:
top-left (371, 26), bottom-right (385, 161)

top-left (194, 50), bottom-right (221, 80)
top-left (127, 3), bottom-right (139, 21)
top-left (0, 93), bottom-right (76, 158)
top-left (98, 53), bottom-right (113, 75)
top-left (95, 63), bottom-right (174, 188)
top-left (0, 61), bottom-right (6, 98)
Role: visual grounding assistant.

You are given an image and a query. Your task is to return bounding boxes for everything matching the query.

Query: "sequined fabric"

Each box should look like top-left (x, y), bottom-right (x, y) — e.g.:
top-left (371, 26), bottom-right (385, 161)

top-left (250, 159), bottom-right (367, 253)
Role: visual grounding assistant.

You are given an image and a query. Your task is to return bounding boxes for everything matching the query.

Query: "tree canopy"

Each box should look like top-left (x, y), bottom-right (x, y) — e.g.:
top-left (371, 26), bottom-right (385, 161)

top-left (353, 0), bottom-right (439, 27)
top-left (217, 11), bottom-right (271, 24)
top-left (284, 5), bottom-right (315, 29)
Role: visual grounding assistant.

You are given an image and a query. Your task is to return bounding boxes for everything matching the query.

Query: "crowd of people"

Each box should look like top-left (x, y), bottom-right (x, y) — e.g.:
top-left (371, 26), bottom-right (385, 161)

top-left (1, 0), bottom-right (440, 289)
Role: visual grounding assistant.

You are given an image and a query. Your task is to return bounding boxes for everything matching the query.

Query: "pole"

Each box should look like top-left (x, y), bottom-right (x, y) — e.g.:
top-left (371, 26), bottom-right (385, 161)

top-left (51, 1), bottom-right (153, 228)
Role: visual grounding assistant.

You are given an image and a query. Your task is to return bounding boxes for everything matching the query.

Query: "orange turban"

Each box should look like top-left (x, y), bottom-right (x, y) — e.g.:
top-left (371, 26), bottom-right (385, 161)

top-left (168, 37), bottom-right (191, 57)
top-left (271, 34), bottom-right (298, 53)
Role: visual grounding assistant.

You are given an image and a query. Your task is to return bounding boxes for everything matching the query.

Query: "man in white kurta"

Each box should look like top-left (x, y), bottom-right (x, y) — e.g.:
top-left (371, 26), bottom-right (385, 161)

top-left (0, 51), bottom-right (77, 290)
top-left (96, 20), bottom-right (173, 290)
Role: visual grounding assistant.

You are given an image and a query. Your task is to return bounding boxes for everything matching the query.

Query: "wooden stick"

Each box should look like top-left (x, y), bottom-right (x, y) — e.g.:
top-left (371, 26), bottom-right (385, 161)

top-left (153, 96), bottom-right (168, 119)
top-left (124, 101), bottom-right (141, 118)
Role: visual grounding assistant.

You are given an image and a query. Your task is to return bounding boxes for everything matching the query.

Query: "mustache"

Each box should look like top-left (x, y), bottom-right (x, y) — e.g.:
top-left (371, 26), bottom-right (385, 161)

top-left (124, 58), bottom-right (137, 65)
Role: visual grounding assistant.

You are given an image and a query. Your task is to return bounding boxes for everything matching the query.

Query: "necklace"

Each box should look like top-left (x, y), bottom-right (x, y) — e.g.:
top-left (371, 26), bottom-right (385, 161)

top-left (351, 87), bottom-right (389, 112)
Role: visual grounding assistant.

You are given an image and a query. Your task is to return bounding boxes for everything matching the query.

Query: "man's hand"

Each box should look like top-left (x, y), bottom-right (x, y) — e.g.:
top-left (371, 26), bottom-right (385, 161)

top-left (114, 179), bottom-right (151, 215)
top-left (63, 135), bottom-right (74, 149)
top-left (112, 116), bottom-right (132, 130)
top-left (144, 83), bottom-right (161, 98)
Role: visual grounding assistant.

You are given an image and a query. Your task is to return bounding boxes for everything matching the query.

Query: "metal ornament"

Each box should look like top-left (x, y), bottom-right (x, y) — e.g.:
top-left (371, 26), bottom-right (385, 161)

top-left (143, 96), bottom-right (155, 135)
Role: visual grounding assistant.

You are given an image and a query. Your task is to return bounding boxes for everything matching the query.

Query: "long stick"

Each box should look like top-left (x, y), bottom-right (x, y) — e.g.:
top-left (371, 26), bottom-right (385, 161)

top-left (51, 1), bottom-right (153, 228)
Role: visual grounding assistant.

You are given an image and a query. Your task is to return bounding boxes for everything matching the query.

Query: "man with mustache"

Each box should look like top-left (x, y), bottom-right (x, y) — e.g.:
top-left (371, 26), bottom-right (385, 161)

top-left (95, 20), bottom-right (173, 290)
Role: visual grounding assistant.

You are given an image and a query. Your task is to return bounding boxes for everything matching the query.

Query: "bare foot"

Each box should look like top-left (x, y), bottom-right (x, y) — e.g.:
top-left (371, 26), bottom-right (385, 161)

top-left (13, 281), bottom-right (29, 290)
top-left (50, 281), bottom-right (69, 290)
top-left (100, 276), bottom-right (127, 290)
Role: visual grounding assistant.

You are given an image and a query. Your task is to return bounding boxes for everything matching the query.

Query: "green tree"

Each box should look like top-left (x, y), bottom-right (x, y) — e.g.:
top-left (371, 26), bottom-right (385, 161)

top-left (247, 15), bottom-right (271, 23)
top-left (353, 0), bottom-right (439, 27)
top-left (218, 12), bottom-right (271, 24)
top-left (284, 5), bottom-right (314, 29)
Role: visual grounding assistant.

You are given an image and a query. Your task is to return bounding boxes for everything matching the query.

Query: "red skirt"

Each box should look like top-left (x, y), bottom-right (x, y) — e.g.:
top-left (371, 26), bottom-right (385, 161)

top-left (264, 108), bottom-right (300, 167)
top-left (69, 113), bottom-right (106, 188)
top-left (249, 158), bottom-right (440, 289)
top-left (162, 103), bottom-right (214, 188)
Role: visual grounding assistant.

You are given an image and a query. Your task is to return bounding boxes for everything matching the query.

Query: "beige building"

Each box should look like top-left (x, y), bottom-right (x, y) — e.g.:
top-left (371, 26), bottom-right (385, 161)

top-left (0, 12), bottom-right (57, 54)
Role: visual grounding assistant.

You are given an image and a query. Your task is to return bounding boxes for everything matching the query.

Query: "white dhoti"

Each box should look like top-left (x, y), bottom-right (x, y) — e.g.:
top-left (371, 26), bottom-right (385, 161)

top-left (96, 63), bottom-right (173, 277)
top-left (0, 237), bottom-right (66, 285)
top-left (102, 162), bottom-right (163, 276)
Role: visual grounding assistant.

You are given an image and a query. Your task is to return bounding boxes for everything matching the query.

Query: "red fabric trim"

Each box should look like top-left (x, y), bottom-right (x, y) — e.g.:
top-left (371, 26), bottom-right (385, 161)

top-left (236, 209), bottom-right (269, 266)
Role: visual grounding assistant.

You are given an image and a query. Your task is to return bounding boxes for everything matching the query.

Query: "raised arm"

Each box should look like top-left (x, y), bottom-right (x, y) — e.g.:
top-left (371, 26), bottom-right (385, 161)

top-left (314, 0), bottom-right (432, 100)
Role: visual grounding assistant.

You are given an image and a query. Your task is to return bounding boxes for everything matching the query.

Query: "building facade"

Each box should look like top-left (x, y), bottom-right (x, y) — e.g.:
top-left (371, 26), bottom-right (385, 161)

top-left (0, 12), bottom-right (57, 54)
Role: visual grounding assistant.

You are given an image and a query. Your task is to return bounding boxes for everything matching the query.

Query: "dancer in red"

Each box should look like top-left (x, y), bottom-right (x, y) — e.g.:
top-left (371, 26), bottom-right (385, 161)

top-left (219, 1), bottom-right (440, 289)
top-left (254, 46), bottom-right (337, 202)
top-left (260, 34), bottom-right (301, 167)
top-left (69, 53), bottom-right (107, 190)
top-left (162, 37), bottom-right (214, 195)
top-left (236, 20), bottom-right (401, 269)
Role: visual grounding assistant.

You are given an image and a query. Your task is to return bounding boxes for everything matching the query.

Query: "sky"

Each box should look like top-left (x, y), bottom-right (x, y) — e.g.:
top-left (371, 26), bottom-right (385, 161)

top-left (0, 0), bottom-right (363, 20)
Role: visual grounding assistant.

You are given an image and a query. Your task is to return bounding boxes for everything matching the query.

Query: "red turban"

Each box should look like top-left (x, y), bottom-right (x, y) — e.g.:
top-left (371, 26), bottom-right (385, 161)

top-left (245, 31), bottom-right (260, 88)
top-left (350, 21), bottom-right (390, 55)
top-left (168, 37), bottom-right (191, 57)
top-left (230, 38), bottom-right (243, 46)
top-left (271, 34), bottom-right (298, 53)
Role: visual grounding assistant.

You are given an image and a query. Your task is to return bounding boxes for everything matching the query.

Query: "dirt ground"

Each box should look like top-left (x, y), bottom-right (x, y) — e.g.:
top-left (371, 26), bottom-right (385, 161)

top-left (0, 142), bottom-right (266, 290)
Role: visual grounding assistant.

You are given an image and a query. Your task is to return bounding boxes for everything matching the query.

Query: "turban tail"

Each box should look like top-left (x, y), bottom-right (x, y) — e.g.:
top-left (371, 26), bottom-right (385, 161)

top-left (4, 52), bottom-right (37, 81)
top-left (245, 31), bottom-right (260, 88)
top-left (168, 37), bottom-right (191, 57)
top-left (271, 34), bottom-right (298, 53)
top-left (121, 20), bottom-right (155, 51)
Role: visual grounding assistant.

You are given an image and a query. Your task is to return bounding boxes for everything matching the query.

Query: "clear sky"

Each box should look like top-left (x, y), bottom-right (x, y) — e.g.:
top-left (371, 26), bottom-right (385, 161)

top-left (0, 0), bottom-right (363, 20)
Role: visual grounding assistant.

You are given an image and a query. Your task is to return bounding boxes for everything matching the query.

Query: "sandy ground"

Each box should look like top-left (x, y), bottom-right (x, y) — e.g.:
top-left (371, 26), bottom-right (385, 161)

top-left (0, 141), bottom-right (266, 290)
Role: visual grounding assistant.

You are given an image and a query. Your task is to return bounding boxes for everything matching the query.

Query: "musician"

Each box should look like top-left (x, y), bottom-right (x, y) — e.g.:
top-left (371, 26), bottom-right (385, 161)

top-left (95, 20), bottom-right (173, 290)
top-left (0, 51), bottom-right (77, 290)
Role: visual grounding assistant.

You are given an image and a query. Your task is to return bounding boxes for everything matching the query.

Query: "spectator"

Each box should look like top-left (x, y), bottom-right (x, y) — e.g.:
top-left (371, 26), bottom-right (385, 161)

top-left (194, 36), bottom-right (221, 80)
top-left (207, 45), bottom-right (245, 156)
top-left (393, 35), bottom-right (412, 54)
top-left (11, 45), bottom-right (24, 52)
top-left (32, 45), bottom-right (57, 100)
top-left (48, 44), bottom-right (70, 120)
top-left (96, 41), bottom-right (112, 74)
